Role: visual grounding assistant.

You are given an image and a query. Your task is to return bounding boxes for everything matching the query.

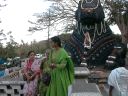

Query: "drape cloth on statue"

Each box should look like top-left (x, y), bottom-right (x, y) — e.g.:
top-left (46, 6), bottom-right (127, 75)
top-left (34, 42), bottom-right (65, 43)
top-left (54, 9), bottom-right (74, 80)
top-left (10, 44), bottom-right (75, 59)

top-left (84, 32), bottom-right (91, 49)
top-left (23, 59), bottom-right (41, 96)
top-left (108, 67), bottom-right (128, 96)
top-left (42, 48), bottom-right (74, 96)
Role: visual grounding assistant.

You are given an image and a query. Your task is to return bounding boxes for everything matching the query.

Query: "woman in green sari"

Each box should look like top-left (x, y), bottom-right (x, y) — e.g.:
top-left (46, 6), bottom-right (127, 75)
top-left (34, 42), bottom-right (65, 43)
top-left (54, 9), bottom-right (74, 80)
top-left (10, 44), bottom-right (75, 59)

top-left (41, 36), bottom-right (74, 96)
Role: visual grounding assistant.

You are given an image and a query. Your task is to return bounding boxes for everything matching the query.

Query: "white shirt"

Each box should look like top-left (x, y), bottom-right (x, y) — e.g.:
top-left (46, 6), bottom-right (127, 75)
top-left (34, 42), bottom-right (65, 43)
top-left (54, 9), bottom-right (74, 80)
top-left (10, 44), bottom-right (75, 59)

top-left (108, 67), bottom-right (128, 96)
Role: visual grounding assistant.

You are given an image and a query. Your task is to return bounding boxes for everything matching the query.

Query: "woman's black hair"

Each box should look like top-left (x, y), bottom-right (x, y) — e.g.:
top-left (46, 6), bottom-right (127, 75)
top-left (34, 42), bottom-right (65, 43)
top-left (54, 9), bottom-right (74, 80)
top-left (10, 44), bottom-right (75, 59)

top-left (114, 43), bottom-right (127, 67)
top-left (51, 36), bottom-right (61, 47)
top-left (115, 43), bottom-right (127, 58)
top-left (27, 51), bottom-right (35, 57)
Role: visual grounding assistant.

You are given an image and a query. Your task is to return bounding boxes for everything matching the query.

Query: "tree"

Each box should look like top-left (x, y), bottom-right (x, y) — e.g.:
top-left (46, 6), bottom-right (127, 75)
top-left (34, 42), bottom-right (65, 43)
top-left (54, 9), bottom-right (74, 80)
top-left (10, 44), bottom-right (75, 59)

top-left (17, 39), bottom-right (48, 58)
top-left (28, 0), bottom-right (77, 40)
top-left (0, 29), bottom-right (7, 45)
top-left (0, 0), bottom-right (7, 46)
top-left (5, 31), bottom-right (18, 58)
top-left (29, 0), bottom-right (128, 44)
top-left (106, 0), bottom-right (128, 44)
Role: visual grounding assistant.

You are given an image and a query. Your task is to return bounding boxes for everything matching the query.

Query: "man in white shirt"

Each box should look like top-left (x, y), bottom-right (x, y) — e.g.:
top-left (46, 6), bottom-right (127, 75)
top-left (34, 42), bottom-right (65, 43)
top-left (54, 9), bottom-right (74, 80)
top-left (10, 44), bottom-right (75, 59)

top-left (108, 43), bottom-right (128, 96)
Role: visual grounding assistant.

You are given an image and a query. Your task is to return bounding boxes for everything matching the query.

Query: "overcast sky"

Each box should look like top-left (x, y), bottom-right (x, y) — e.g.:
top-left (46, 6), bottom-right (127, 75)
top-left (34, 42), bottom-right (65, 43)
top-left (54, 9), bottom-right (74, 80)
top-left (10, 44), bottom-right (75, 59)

top-left (0, 0), bottom-right (121, 44)
top-left (0, 0), bottom-right (52, 44)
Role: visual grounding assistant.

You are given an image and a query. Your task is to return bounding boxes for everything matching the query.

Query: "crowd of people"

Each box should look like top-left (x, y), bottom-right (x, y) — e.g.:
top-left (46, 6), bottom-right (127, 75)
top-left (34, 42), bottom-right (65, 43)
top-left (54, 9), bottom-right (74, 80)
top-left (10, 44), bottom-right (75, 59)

top-left (22, 36), bottom-right (74, 96)
top-left (21, 35), bottom-right (128, 96)
top-left (0, 35), bottom-right (127, 96)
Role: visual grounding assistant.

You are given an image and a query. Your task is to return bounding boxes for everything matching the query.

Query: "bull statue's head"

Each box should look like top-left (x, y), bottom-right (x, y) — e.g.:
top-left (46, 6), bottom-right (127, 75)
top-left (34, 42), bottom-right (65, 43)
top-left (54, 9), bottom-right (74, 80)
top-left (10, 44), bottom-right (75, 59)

top-left (75, 0), bottom-right (105, 25)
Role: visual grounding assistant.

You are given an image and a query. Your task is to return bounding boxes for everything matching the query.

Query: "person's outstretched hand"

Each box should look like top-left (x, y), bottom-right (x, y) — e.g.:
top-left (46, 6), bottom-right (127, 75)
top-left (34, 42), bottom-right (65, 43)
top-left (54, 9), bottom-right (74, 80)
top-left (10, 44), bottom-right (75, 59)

top-left (49, 64), bottom-right (56, 69)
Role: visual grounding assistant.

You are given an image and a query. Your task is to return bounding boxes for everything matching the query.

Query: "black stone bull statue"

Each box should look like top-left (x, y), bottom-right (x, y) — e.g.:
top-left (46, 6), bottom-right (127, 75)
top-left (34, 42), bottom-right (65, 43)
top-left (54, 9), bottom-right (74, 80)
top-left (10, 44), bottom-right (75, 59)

top-left (64, 0), bottom-right (116, 67)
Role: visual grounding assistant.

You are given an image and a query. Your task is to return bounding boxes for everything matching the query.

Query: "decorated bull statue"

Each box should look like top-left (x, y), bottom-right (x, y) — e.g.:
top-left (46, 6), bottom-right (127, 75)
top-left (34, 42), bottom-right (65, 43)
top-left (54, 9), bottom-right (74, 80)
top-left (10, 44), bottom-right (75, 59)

top-left (64, 0), bottom-right (116, 67)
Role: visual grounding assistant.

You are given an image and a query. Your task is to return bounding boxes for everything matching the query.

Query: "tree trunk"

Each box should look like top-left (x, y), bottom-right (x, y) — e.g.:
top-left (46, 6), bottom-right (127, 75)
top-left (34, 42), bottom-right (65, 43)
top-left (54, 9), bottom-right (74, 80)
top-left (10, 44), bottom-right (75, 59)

top-left (106, 0), bottom-right (128, 44)
top-left (114, 14), bottom-right (128, 45)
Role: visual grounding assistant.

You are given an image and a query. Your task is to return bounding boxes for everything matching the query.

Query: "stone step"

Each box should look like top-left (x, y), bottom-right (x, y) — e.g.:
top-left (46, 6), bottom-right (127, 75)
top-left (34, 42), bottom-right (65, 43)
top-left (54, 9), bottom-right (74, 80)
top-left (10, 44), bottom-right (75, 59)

top-left (72, 79), bottom-right (102, 96)
top-left (74, 67), bottom-right (90, 78)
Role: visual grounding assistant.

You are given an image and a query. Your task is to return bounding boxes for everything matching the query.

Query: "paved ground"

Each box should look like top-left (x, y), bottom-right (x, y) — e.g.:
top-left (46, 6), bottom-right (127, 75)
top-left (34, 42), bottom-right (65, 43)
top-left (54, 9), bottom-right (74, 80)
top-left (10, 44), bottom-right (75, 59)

top-left (0, 66), bottom-right (110, 96)
top-left (88, 65), bottom-right (111, 96)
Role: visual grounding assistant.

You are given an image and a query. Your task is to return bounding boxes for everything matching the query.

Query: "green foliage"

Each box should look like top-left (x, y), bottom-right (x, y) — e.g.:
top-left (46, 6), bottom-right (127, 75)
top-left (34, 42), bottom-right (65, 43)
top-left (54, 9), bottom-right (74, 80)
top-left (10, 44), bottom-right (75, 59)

top-left (106, 0), bottom-right (128, 25)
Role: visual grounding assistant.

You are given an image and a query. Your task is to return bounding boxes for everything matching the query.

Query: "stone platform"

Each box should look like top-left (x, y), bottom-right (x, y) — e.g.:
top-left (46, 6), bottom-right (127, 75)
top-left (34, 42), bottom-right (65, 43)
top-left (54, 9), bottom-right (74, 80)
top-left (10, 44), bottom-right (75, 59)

top-left (0, 67), bottom-right (108, 96)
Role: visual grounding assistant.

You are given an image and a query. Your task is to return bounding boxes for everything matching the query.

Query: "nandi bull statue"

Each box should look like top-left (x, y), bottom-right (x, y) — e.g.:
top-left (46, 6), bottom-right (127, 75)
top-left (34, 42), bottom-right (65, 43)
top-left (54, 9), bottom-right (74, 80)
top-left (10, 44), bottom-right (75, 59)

top-left (64, 0), bottom-right (116, 67)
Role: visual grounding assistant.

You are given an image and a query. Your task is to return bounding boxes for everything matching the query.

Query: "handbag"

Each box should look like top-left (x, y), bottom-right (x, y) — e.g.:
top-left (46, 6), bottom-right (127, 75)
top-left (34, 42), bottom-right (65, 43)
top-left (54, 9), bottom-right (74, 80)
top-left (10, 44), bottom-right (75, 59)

top-left (41, 49), bottom-right (52, 86)
top-left (42, 72), bottom-right (51, 86)
top-left (23, 73), bottom-right (27, 81)
top-left (22, 69), bottom-right (34, 81)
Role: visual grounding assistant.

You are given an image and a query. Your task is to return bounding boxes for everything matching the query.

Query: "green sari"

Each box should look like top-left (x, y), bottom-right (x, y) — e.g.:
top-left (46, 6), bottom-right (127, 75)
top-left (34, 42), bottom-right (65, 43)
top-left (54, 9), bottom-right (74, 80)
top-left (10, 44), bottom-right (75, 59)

top-left (45, 48), bottom-right (74, 96)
